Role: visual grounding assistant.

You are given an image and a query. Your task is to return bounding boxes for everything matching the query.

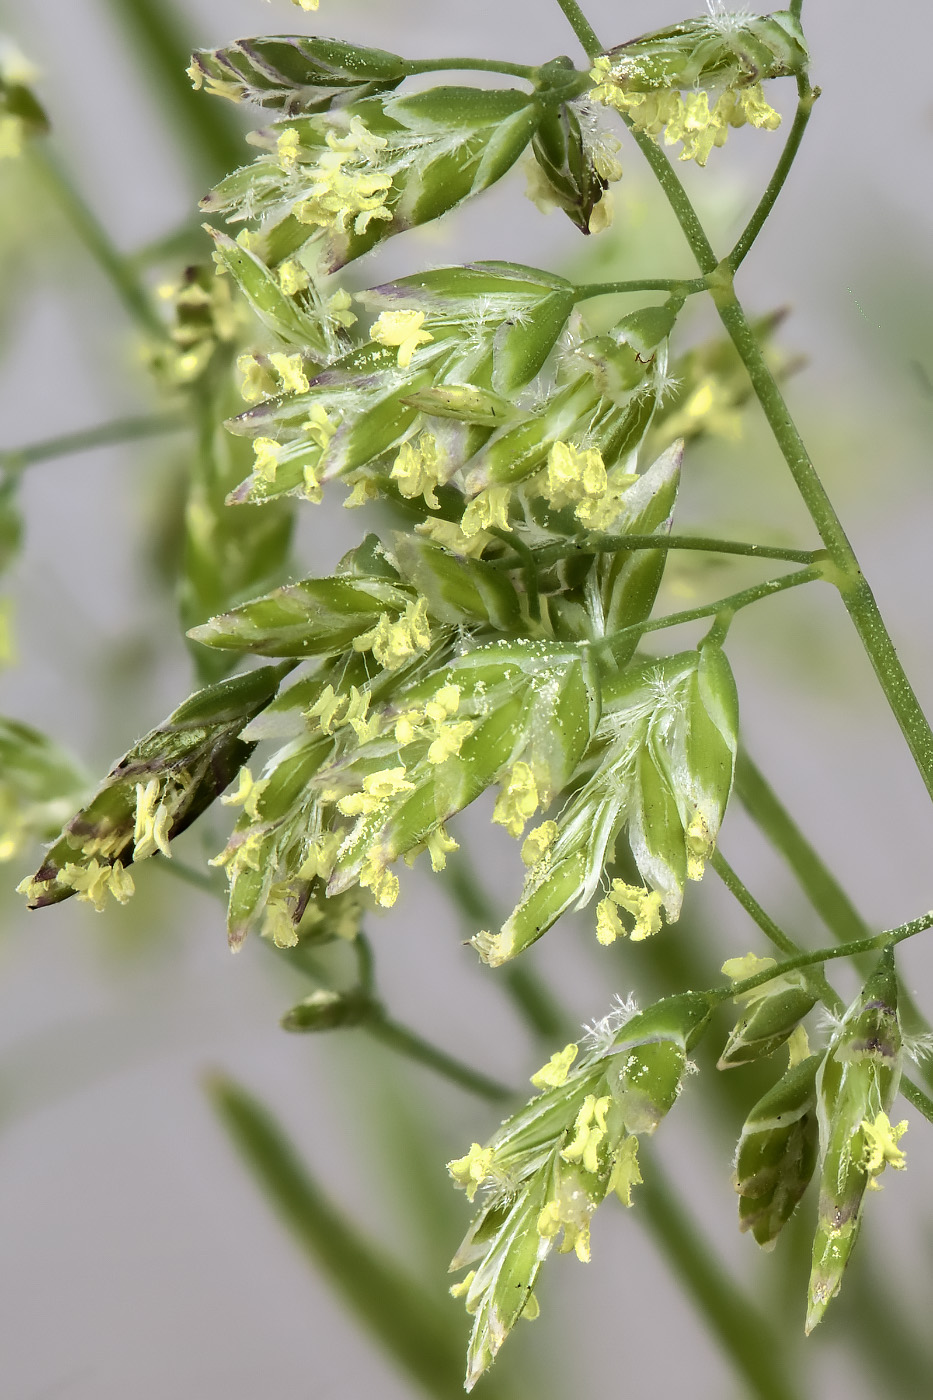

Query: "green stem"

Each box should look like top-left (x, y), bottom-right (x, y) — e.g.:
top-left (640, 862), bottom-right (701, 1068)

top-left (552, 0), bottom-right (603, 60)
top-left (1, 412), bottom-right (188, 475)
top-left (711, 849), bottom-right (845, 1017)
top-left (710, 855), bottom-right (933, 1118)
top-left (29, 149), bottom-right (166, 340)
top-left (734, 751), bottom-right (871, 942)
top-left (402, 57), bottom-right (536, 81)
top-left (366, 1016), bottom-right (514, 1104)
top-left (728, 76), bottom-right (817, 273)
top-left (636, 1153), bottom-right (800, 1400)
top-left (594, 564), bottom-right (822, 664)
top-left (492, 527), bottom-right (540, 622)
top-left (712, 283), bottom-right (933, 801)
top-left (629, 120), bottom-right (933, 806)
top-left (717, 910), bottom-right (933, 1003)
top-left (574, 278), bottom-right (706, 299)
top-left (733, 750), bottom-right (933, 1089)
top-left (490, 532), bottom-right (817, 572)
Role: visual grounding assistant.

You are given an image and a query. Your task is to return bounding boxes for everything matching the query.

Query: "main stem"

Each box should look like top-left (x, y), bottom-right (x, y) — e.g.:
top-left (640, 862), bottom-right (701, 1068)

top-left (630, 120), bottom-right (933, 803)
top-left (552, 0), bottom-right (603, 60)
top-left (713, 283), bottom-right (933, 801)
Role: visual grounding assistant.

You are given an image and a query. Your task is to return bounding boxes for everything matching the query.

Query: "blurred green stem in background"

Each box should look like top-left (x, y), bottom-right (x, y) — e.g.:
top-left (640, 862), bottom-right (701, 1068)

top-left (101, 0), bottom-right (244, 181)
top-left (208, 1074), bottom-right (522, 1400)
top-left (28, 147), bottom-right (167, 339)
top-left (0, 412), bottom-right (188, 476)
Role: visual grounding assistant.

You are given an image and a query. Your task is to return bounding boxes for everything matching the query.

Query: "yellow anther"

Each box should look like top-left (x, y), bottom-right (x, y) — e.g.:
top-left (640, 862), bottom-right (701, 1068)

top-left (427, 720), bottom-right (473, 766)
top-left (221, 766), bottom-right (266, 819)
top-left (278, 259), bottom-right (310, 296)
top-left (291, 0), bottom-right (320, 10)
top-left (461, 485), bottom-right (511, 537)
top-left (276, 127), bottom-right (302, 171)
top-left (268, 351), bottom-right (309, 396)
top-left (606, 879), bottom-right (664, 941)
top-left (573, 468), bottom-right (637, 530)
top-left (252, 437), bottom-right (281, 484)
top-left (588, 189), bottom-right (613, 234)
top-left (303, 463), bottom-right (323, 503)
top-left (861, 1113), bottom-right (908, 1177)
top-left (426, 825), bottom-right (459, 872)
top-left (303, 404), bottom-right (335, 450)
top-left (787, 1025), bottom-right (811, 1068)
top-left (369, 310), bottom-right (434, 369)
top-left (492, 762), bottom-right (539, 838)
top-left (608, 1135), bottom-right (643, 1207)
top-left (449, 1271), bottom-right (476, 1300)
top-left (561, 1094), bottom-right (611, 1175)
top-left (262, 900), bottom-right (299, 949)
top-left (595, 897), bottom-right (625, 946)
top-left (297, 831), bottom-right (342, 881)
top-left (426, 685), bottom-right (460, 720)
top-left (721, 953), bottom-right (778, 1005)
top-left (237, 354), bottom-right (276, 405)
top-left (344, 687), bottom-right (378, 740)
top-left (353, 598), bottom-right (431, 670)
top-left (344, 477), bottom-right (380, 509)
top-left (394, 709), bottom-right (425, 746)
top-left (327, 288), bottom-right (357, 328)
top-left (448, 1143), bottom-right (495, 1201)
top-left (359, 854), bottom-right (399, 907)
top-left (133, 779), bottom-right (173, 861)
top-left (306, 684), bottom-right (348, 733)
top-left (337, 766), bottom-right (414, 816)
top-left (416, 517), bottom-right (492, 559)
top-left (545, 440), bottom-right (607, 508)
top-left (364, 767), bottom-right (415, 800)
top-left (390, 433), bottom-right (445, 508)
top-left (521, 820), bottom-right (559, 867)
top-left (530, 1042), bottom-right (578, 1090)
top-left (57, 859), bottom-right (135, 912)
top-left (536, 1200), bottom-right (562, 1239)
top-left (559, 1217), bottom-right (591, 1264)
top-left (685, 811), bottom-right (712, 881)
top-left (295, 149), bottom-right (392, 236)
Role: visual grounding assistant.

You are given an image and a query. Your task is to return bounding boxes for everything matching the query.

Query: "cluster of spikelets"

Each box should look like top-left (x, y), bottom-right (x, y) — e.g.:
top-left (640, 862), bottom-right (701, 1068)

top-left (5, 10), bottom-right (874, 1389)
top-left (590, 7), bottom-right (806, 165)
top-left (446, 948), bottom-right (913, 1386)
top-left (12, 11), bottom-right (812, 984)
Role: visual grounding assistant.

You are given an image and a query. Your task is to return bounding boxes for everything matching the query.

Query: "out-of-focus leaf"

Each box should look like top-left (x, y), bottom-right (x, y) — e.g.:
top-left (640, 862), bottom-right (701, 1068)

top-left (208, 1074), bottom-right (519, 1400)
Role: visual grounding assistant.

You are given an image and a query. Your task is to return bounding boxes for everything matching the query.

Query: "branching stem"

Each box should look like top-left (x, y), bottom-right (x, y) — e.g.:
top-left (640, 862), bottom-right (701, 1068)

top-left (490, 533), bottom-right (817, 572)
top-left (1, 412), bottom-right (188, 476)
top-left (728, 74), bottom-right (817, 272)
top-left (552, 0), bottom-right (604, 60)
top-left (366, 1016), bottom-right (514, 1103)
top-left (574, 278), bottom-right (706, 299)
top-left (594, 564), bottom-right (823, 663)
top-left (621, 95), bottom-right (933, 807)
top-left (403, 57), bottom-right (537, 81)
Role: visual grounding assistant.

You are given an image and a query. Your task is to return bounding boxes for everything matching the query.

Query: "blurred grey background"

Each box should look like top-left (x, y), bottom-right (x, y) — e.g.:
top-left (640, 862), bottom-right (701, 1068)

top-left (2, 2), bottom-right (933, 1398)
